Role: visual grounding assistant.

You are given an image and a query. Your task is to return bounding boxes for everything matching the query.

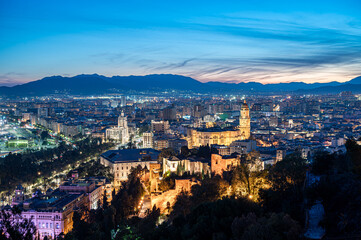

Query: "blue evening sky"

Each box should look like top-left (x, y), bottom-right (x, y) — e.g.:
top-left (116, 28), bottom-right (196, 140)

top-left (1, 0), bottom-right (361, 86)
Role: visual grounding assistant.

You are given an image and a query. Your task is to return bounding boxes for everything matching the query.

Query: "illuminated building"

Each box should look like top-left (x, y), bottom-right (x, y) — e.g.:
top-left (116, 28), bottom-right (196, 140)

top-left (151, 120), bottom-right (170, 134)
top-left (11, 178), bottom-right (109, 239)
top-left (187, 101), bottom-right (251, 148)
top-left (143, 132), bottom-right (154, 148)
top-left (100, 148), bottom-right (160, 186)
top-left (162, 156), bottom-right (211, 176)
top-left (105, 112), bottom-right (129, 144)
top-left (211, 154), bottom-right (239, 176)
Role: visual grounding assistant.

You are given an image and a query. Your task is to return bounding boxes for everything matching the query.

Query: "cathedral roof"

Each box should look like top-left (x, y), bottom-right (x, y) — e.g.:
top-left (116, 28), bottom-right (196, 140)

top-left (194, 126), bottom-right (238, 132)
top-left (241, 100), bottom-right (249, 110)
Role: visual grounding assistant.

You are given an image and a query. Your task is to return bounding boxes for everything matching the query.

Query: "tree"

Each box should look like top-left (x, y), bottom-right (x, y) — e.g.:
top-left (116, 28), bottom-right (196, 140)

top-left (0, 137), bottom-right (114, 193)
top-left (138, 125), bottom-right (150, 136)
top-left (259, 152), bottom-right (307, 222)
top-left (345, 139), bottom-right (361, 175)
top-left (158, 176), bottom-right (175, 192)
top-left (231, 212), bottom-right (302, 240)
top-left (180, 146), bottom-right (190, 157)
top-left (40, 131), bottom-right (50, 140)
top-left (176, 162), bottom-right (186, 176)
top-left (190, 177), bottom-right (229, 205)
top-left (311, 151), bottom-right (336, 175)
top-left (160, 197), bottom-right (261, 240)
top-left (102, 190), bottom-right (109, 209)
top-left (127, 135), bottom-right (136, 149)
top-left (112, 225), bottom-right (141, 240)
top-left (196, 145), bottom-right (217, 158)
top-left (169, 191), bottom-right (192, 220)
top-left (231, 164), bottom-right (268, 201)
top-left (0, 207), bottom-right (36, 240)
top-left (158, 148), bottom-right (176, 160)
top-left (71, 211), bottom-right (92, 239)
top-left (135, 205), bottom-right (161, 239)
top-left (111, 166), bottom-right (145, 225)
top-left (306, 144), bottom-right (361, 237)
top-left (268, 152), bottom-right (307, 191)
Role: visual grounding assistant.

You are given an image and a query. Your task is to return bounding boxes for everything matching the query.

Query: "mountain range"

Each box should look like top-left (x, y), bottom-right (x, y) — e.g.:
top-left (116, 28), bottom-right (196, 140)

top-left (1, 74), bottom-right (361, 97)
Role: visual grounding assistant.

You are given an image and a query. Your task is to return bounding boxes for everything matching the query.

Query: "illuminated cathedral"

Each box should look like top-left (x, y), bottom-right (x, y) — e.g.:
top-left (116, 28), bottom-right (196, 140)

top-left (187, 100), bottom-right (251, 148)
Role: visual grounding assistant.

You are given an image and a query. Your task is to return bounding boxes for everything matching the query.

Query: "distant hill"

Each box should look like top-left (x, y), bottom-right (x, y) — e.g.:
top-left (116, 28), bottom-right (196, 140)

top-left (0, 74), bottom-right (360, 96)
top-left (0, 74), bottom-right (207, 96)
top-left (297, 83), bottom-right (361, 94)
top-left (347, 76), bottom-right (361, 85)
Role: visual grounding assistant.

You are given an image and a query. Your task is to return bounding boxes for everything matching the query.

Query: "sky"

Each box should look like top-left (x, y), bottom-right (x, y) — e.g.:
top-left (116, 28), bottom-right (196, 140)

top-left (1, 0), bottom-right (361, 86)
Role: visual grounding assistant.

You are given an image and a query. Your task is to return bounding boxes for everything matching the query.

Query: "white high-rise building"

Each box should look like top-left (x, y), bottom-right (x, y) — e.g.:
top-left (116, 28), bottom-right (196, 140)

top-left (120, 96), bottom-right (126, 107)
top-left (106, 112), bottom-right (129, 144)
top-left (118, 112), bottom-right (128, 128)
top-left (143, 132), bottom-right (154, 148)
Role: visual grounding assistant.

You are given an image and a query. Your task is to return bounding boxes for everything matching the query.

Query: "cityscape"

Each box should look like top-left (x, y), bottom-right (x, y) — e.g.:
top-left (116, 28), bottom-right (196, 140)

top-left (1, 1), bottom-right (361, 240)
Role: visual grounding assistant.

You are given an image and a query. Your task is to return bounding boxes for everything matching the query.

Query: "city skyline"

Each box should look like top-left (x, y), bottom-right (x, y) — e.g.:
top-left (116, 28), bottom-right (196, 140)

top-left (1, 0), bottom-right (361, 86)
top-left (1, 2), bottom-right (361, 239)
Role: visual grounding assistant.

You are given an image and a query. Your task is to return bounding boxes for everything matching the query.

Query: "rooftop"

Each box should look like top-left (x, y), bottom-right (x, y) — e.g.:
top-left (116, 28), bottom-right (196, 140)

top-left (101, 148), bottom-right (160, 163)
top-left (21, 190), bottom-right (82, 212)
top-left (194, 126), bottom-right (238, 132)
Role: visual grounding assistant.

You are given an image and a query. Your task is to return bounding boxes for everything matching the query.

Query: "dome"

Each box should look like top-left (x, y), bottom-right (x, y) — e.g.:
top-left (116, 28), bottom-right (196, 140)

top-left (241, 100), bottom-right (249, 110)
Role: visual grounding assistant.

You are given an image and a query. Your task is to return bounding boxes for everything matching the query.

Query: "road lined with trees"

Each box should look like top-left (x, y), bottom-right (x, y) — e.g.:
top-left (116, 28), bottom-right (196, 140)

top-left (0, 138), bottom-right (114, 205)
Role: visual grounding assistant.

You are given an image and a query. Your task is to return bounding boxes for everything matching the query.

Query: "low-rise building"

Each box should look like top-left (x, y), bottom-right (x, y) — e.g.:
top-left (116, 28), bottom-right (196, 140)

top-left (230, 139), bottom-right (257, 154)
top-left (211, 154), bottom-right (239, 176)
top-left (59, 177), bottom-right (109, 210)
top-left (212, 145), bottom-right (231, 156)
top-left (100, 148), bottom-right (160, 186)
top-left (5, 177), bottom-right (110, 240)
top-left (20, 190), bottom-right (87, 239)
top-left (162, 156), bottom-right (210, 176)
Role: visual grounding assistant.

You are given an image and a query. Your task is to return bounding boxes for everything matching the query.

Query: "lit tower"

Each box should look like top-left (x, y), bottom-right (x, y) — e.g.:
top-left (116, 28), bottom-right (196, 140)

top-left (118, 111), bottom-right (128, 128)
top-left (239, 100), bottom-right (251, 139)
top-left (118, 111), bottom-right (130, 144)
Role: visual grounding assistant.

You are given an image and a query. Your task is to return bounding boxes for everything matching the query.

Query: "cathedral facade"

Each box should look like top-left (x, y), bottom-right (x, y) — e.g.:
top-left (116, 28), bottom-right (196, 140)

top-left (187, 101), bottom-right (251, 148)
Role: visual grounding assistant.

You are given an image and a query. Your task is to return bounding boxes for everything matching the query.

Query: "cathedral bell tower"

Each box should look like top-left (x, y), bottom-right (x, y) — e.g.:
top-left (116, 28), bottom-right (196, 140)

top-left (239, 100), bottom-right (251, 139)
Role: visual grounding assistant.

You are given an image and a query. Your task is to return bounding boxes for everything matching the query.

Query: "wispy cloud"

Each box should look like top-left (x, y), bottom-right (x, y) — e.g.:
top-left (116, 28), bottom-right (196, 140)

top-left (0, 72), bottom-right (28, 86)
top-left (128, 13), bottom-right (361, 83)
